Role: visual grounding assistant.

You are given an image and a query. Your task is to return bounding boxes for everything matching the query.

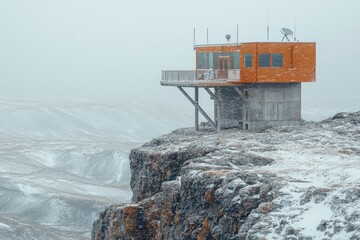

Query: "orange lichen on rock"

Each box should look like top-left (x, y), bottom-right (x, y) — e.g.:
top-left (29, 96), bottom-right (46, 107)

top-left (123, 206), bottom-right (138, 233)
top-left (204, 189), bottom-right (215, 205)
top-left (198, 218), bottom-right (211, 240)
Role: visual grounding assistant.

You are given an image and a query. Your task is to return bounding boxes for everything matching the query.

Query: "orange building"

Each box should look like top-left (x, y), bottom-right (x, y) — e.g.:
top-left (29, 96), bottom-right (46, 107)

top-left (161, 41), bottom-right (316, 131)
top-left (195, 42), bottom-right (315, 84)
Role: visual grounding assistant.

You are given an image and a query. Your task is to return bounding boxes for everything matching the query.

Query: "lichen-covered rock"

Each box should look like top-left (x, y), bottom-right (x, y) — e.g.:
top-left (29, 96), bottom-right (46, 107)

top-left (92, 111), bottom-right (360, 240)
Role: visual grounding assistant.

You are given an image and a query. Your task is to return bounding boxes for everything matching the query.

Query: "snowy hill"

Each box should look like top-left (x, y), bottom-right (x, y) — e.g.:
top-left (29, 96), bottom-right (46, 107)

top-left (0, 100), bottom-right (192, 240)
top-left (0, 99), bottom-right (193, 141)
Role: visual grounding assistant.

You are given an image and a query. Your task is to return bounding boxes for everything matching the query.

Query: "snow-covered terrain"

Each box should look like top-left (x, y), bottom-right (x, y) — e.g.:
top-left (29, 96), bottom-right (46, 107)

top-left (243, 112), bottom-right (360, 239)
top-left (0, 99), bottom-right (192, 240)
top-left (0, 97), bottom-right (359, 239)
top-left (92, 110), bottom-right (360, 240)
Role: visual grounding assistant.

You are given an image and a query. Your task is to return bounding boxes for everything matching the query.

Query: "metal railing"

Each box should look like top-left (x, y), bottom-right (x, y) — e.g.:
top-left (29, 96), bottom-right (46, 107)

top-left (161, 70), bottom-right (240, 81)
top-left (161, 70), bottom-right (195, 81)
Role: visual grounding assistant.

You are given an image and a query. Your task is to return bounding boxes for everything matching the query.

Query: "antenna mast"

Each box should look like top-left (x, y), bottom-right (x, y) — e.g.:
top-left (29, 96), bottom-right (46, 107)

top-left (267, 12), bottom-right (269, 41)
top-left (207, 28), bottom-right (209, 43)
top-left (294, 15), bottom-right (297, 41)
top-left (193, 28), bottom-right (196, 49)
top-left (237, 24), bottom-right (239, 45)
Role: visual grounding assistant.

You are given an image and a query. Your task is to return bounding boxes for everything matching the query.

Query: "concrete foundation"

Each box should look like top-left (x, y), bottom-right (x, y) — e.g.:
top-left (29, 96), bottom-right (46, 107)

top-left (215, 83), bottom-right (301, 131)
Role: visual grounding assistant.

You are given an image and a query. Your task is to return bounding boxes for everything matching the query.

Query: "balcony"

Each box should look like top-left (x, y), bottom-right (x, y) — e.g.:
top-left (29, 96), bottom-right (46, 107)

top-left (161, 70), bottom-right (241, 87)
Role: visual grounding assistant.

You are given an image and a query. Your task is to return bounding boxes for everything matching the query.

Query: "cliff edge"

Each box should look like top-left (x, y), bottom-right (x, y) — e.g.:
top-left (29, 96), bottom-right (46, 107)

top-left (92, 111), bottom-right (360, 240)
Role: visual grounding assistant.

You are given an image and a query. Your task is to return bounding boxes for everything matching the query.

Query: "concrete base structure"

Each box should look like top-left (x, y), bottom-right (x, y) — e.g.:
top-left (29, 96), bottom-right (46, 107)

top-left (215, 83), bottom-right (301, 131)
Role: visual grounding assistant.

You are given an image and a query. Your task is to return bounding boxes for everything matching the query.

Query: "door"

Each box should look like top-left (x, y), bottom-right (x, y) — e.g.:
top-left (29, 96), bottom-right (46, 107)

top-left (218, 56), bottom-right (229, 79)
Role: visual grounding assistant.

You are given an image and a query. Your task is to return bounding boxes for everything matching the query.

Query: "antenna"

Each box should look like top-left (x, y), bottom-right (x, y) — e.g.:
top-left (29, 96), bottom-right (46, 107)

top-left (294, 15), bottom-right (297, 41)
top-left (225, 34), bottom-right (231, 42)
top-left (280, 27), bottom-right (293, 42)
top-left (193, 28), bottom-right (196, 49)
top-left (207, 28), bottom-right (209, 43)
top-left (267, 12), bottom-right (269, 41)
top-left (237, 24), bottom-right (239, 45)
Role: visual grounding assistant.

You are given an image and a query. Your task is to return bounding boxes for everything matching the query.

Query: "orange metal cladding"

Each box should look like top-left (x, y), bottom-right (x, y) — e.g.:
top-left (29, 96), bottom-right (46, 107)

top-left (195, 42), bottom-right (316, 83)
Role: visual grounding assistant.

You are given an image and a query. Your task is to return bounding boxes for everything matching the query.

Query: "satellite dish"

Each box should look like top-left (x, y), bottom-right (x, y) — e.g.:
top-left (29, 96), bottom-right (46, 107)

top-left (280, 27), bottom-right (293, 42)
top-left (281, 28), bottom-right (293, 35)
top-left (280, 28), bottom-right (294, 42)
top-left (225, 34), bottom-right (231, 42)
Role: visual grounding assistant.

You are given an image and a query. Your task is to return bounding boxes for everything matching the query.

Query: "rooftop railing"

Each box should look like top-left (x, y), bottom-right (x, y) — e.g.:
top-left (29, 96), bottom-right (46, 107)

top-left (161, 69), bottom-right (240, 82)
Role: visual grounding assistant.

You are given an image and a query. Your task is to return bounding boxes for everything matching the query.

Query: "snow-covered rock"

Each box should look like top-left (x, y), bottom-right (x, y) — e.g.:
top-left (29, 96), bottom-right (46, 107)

top-left (92, 111), bottom-right (360, 240)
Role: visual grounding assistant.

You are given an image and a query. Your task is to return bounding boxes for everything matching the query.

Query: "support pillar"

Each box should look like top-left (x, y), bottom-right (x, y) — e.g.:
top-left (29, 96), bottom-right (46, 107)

top-left (215, 87), bottom-right (221, 132)
top-left (195, 87), bottom-right (199, 131)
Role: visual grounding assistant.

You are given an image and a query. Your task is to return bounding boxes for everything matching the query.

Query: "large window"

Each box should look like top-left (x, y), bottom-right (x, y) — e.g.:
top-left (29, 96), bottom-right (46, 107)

top-left (244, 54), bottom-right (252, 68)
top-left (259, 53), bottom-right (270, 67)
top-left (213, 52), bottom-right (240, 69)
top-left (197, 52), bottom-right (206, 69)
top-left (197, 52), bottom-right (210, 69)
top-left (272, 53), bottom-right (283, 67)
top-left (198, 51), bottom-right (240, 69)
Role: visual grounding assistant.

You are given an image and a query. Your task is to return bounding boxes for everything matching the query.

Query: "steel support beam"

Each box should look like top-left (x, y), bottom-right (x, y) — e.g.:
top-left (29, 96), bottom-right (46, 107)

top-left (177, 87), bottom-right (216, 130)
top-left (215, 87), bottom-right (221, 132)
top-left (233, 87), bottom-right (244, 98)
top-left (204, 87), bottom-right (217, 100)
top-left (195, 87), bottom-right (199, 131)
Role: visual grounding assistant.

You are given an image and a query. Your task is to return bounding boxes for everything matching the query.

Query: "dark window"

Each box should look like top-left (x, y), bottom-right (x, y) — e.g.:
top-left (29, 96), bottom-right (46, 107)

top-left (259, 53), bottom-right (270, 67)
top-left (213, 52), bottom-right (219, 69)
top-left (230, 52), bottom-right (240, 69)
top-left (235, 52), bottom-right (240, 69)
top-left (201, 52), bottom-right (207, 69)
top-left (197, 53), bottom-right (202, 69)
top-left (196, 52), bottom-right (208, 69)
top-left (208, 52), bottom-right (213, 69)
top-left (230, 52), bottom-right (235, 69)
top-left (244, 54), bottom-right (252, 68)
top-left (272, 53), bottom-right (283, 67)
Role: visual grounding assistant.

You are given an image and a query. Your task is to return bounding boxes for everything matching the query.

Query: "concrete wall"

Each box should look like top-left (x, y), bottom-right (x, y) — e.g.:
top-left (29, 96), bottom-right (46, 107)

top-left (214, 87), bottom-right (243, 129)
top-left (215, 83), bottom-right (301, 131)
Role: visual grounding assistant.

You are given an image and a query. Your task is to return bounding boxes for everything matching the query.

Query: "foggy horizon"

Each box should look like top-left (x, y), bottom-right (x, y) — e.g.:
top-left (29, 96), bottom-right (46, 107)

top-left (0, 0), bottom-right (359, 106)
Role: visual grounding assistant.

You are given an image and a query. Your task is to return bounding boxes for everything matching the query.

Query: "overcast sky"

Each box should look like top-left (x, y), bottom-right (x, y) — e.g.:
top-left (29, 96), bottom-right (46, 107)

top-left (0, 0), bottom-right (359, 107)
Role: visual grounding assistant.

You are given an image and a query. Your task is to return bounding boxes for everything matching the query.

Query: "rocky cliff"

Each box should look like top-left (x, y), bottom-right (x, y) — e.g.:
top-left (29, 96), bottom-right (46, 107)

top-left (92, 112), bottom-right (360, 240)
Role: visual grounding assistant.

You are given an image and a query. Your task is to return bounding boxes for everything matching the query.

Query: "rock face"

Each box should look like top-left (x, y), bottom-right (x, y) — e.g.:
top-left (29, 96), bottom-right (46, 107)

top-left (92, 111), bottom-right (360, 240)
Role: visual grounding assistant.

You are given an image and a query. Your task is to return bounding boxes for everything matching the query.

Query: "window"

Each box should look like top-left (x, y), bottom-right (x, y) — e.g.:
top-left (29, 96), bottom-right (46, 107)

top-left (229, 52), bottom-right (240, 69)
top-left (230, 52), bottom-right (235, 69)
top-left (197, 53), bottom-right (202, 69)
top-left (201, 52), bottom-right (207, 69)
top-left (244, 54), bottom-right (252, 68)
top-left (208, 52), bottom-right (213, 69)
top-left (235, 52), bottom-right (240, 69)
top-left (272, 53), bottom-right (283, 67)
top-left (197, 52), bottom-right (212, 69)
top-left (259, 53), bottom-right (270, 67)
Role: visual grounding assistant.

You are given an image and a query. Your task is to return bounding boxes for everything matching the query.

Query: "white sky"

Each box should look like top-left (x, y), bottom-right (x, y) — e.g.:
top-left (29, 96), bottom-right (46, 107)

top-left (0, 0), bottom-right (359, 107)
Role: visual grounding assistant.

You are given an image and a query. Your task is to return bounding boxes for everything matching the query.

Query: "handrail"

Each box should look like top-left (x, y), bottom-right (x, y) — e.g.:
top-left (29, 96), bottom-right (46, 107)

top-left (161, 70), bottom-right (195, 81)
top-left (161, 70), bottom-right (240, 81)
